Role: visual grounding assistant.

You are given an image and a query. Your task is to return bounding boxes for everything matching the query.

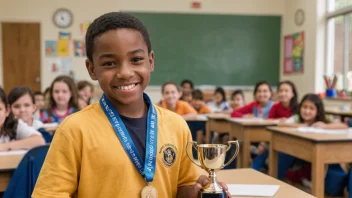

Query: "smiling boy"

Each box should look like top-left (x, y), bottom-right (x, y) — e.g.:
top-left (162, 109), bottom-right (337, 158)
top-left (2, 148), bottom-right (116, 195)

top-left (32, 12), bottom-right (230, 198)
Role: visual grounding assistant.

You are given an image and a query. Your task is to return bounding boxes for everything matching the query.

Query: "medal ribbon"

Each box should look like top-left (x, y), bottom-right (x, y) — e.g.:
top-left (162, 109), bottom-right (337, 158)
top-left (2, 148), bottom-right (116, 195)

top-left (100, 93), bottom-right (158, 183)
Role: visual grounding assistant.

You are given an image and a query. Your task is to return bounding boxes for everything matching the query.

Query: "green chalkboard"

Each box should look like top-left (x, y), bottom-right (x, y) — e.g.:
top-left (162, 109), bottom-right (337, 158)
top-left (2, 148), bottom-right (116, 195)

top-left (128, 12), bottom-right (281, 86)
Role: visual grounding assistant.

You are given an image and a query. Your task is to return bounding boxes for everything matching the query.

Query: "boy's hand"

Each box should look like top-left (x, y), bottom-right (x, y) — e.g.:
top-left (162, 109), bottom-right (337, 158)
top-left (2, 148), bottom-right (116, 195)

top-left (192, 175), bottom-right (231, 198)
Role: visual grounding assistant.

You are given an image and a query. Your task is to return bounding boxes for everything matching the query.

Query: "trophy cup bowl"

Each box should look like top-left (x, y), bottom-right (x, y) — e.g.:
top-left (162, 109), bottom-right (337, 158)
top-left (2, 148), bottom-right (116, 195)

top-left (186, 141), bottom-right (239, 198)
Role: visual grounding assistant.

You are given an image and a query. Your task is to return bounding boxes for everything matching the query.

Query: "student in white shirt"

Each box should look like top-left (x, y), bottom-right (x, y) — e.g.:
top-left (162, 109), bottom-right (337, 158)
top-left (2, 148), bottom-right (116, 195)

top-left (0, 87), bottom-right (45, 151)
top-left (8, 86), bottom-right (44, 130)
top-left (207, 87), bottom-right (232, 113)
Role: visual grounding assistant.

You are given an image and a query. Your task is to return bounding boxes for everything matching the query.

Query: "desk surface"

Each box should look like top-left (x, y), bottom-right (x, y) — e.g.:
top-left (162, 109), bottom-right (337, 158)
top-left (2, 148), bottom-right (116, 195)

top-left (227, 118), bottom-right (278, 126)
top-left (325, 107), bottom-right (352, 116)
top-left (268, 126), bottom-right (352, 142)
top-left (0, 150), bottom-right (26, 170)
top-left (200, 169), bottom-right (315, 198)
top-left (206, 113), bottom-right (230, 120)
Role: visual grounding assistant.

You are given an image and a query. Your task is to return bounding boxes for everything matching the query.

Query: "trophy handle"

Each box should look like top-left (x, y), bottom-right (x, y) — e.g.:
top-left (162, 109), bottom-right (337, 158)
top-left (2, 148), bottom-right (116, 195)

top-left (186, 141), bottom-right (202, 168)
top-left (222, 140), bottom-right (240, 168)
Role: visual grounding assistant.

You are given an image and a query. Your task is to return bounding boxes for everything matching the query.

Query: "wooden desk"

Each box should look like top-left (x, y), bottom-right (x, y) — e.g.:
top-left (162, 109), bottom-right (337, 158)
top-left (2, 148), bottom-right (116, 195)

top-left (325, 107), bottom-right (352, 122)
top-left (0, 151), bottom-right (26, 192)
top-left (227, 118), bottom-right (277, 168)
top-left (268, 127), bottom-right (352, 198)
top-left (186, 116), bottom-right (209, 143)
top-left (200, 168), bottom-right (315, 198)
top-left (205, 114), bottom-right (230, 143)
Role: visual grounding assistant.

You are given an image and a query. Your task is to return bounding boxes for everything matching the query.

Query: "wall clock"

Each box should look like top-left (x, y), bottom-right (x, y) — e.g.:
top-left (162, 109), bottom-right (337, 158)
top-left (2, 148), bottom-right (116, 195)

top-left (53, 8), bottom-right (73, 28)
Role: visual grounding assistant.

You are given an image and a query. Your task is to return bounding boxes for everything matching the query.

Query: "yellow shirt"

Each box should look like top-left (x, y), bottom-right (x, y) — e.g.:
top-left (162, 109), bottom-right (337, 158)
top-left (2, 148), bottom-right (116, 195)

top-left (32, 103), bottom-right (199, 198)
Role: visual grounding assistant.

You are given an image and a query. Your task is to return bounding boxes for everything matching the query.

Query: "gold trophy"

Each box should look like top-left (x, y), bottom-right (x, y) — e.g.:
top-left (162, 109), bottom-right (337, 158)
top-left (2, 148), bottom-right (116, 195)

top-left (186, 141), bottom-right (240, 198)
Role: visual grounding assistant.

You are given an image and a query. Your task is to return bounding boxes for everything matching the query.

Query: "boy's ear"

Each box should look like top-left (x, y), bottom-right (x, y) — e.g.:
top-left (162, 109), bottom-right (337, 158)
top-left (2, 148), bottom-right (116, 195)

top-left (85, 59), bottom-right (98, 80)
top-left (149, 51), bottom-right (155, 72)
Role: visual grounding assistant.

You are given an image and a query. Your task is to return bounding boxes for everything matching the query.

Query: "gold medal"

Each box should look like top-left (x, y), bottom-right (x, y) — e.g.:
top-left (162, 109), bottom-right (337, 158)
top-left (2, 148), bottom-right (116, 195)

top-left (141, 185), bottom-right (158, 198)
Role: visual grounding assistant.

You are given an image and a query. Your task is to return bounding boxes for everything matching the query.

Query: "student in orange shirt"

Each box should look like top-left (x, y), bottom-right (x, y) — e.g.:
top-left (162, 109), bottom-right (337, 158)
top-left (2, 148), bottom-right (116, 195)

top-left (191, 89), bottom-right (211, 114)
top-left (160, 82), bottom-right (197, 119)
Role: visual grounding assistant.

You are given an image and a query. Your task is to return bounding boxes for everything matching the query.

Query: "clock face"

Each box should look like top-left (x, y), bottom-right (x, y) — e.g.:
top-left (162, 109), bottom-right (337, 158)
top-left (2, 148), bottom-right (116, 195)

top-left (295, 9), bottom-right (305, 26)
top-left (53, 9), bottom-right (73, 28)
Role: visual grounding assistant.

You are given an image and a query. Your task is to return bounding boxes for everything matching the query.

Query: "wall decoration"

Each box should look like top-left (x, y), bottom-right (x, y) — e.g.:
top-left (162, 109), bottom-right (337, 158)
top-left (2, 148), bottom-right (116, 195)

top-left (73, 40), bottom-right (86, 57)
top-left (80, 22), bottom-right (91, 35)
top-left (57, 40), bottom-right (70, 57)
top-left (58, 31), bottom-right (71, 40)
top-left (45, 40), bottom-right (57, 57)
top-left (283, 31), bottom-right (304, 74)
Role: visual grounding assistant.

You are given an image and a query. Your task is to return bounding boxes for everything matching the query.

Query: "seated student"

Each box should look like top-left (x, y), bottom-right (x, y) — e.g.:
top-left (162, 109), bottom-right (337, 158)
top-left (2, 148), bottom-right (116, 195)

top-left (179, 79), bottom-right (194, 103)
top-left (268, 80), bottom-right (298, 119)
top-left (40, 75), bottom-right (79, 124)
top-left (0, 87), bottom-right (45, 151)
top-left (32, 12), bottom-right (230, 198)
top-left (77, 80), bottom-right (94, 109)
top-left (8, 86), bottom-right (44, 130)
top-left (33, 91), bottom-right (45, 120)
top-left (251, 81), bottom-right (299, 173)
top-left (34, 91), bottom-right (45, 111)
top-left (191, 89), bottom-right (212, 114)
top-left (207, 87), bottom-right (232, 113)
top-left (231, 81), bottom-right (274, 118)
top-left (229, 89), bottom-right (245, 110)
top-left (279, 93), bottom-right (347, 187)
top-left (160, 82), bottom-right (197, 119)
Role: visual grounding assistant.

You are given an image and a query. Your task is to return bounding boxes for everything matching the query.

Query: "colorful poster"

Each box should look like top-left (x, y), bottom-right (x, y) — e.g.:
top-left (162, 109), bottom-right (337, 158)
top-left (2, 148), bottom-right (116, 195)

top-left (45, 40), bottom-right (57, 57)
top-left (58, 31), bottom-right (71, 40)
top-left (80, 22), bottom-right (91, 35)
top-left (61, 58), bottom-right (73, 75)
top-left (284, 31), bottom-right (304, 75)
top-left (57, 40), bottom-right (70, 57)
top-left (47, 59), bottom-right (62, 73)
top-left (73, 40), bottom-right (86, 57)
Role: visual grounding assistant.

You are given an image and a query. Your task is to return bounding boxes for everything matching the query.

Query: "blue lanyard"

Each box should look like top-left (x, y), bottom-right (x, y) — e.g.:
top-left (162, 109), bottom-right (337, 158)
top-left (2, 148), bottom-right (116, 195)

top-left (100, 93), bottom-right (158, 183)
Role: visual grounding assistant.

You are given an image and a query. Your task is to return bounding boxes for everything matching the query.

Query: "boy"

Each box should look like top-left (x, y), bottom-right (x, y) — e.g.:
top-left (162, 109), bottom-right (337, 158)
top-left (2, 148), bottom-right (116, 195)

top-left (33, 91), bottom-right (45, 120)
top-left (180, 79), bottom-right (194, 103)
top-left (191, 89), bottom-right (212, 114)
top-left (32, 12), bottom-right (230, 198)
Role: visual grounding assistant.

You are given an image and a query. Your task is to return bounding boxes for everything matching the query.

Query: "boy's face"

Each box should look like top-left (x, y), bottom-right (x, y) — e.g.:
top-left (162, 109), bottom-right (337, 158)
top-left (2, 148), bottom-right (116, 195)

top-left (35, 95), bottom-right (45, 110)
top-left (191, 99), bottom-right (202, 110)
top-left (86, 29), bottom-right (154, 105)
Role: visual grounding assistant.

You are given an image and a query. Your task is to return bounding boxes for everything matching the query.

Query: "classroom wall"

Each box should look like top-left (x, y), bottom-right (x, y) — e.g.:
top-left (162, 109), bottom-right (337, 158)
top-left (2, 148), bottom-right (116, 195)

top-left (280, 0), bottom-right (326, 98)
top-left (0, 0), bottom-right (285, 94)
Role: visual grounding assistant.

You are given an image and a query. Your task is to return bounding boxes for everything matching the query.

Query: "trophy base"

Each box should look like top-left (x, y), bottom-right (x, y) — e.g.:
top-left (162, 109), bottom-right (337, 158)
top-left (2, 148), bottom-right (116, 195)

top-left (198, 191), bottom-right (226, 198)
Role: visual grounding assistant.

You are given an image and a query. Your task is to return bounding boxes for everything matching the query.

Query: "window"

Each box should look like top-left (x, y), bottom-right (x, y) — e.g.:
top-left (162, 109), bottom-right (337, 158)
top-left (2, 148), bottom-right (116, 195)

top-left (326, 0), bottom-right (352, 91)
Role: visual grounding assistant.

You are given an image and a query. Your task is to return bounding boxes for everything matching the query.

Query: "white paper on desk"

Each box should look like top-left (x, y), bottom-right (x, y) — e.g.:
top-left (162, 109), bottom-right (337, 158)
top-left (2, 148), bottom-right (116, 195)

top-left (231, 118), bottom-right (264, 122)
top-left (228, 184), bottom-right (279, 197)
top-left (0, 150), bottom-right (27, 156)
top-left (42, 122), bottom-right (59, 128)
top-left (195, 115), bottom-right (208, 121)
top-left (295, 127), bottom-right (351, 134)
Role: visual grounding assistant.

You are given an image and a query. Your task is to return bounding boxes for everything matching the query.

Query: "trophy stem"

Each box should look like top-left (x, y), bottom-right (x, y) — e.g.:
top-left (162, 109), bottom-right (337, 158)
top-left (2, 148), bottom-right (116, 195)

top-left (203, 170), bottom-right (223, 193)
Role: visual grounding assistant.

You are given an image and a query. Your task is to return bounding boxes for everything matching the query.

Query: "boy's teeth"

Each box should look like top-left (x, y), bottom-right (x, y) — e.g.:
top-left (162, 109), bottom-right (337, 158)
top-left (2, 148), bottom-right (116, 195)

top-left (118, 84), bottom-right (136, 90)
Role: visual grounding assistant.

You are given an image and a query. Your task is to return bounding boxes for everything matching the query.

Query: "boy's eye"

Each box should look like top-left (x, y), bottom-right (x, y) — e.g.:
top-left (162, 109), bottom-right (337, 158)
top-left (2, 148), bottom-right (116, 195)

top-left (131, 57), bottom-right (144, 63)
top-left (102, 62), bottom-right (116, 66)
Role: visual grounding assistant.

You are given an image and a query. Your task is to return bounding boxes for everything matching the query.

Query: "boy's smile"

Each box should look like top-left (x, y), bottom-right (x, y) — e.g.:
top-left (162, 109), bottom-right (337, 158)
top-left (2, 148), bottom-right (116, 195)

top-left (86, 29), bottom-right (154, 108)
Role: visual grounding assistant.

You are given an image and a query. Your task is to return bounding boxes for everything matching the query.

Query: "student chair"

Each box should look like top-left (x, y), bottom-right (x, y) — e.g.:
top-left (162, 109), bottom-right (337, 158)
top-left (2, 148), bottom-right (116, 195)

top-left (37, 128), bottom-right (53, 143)
top-left (3, 144), bottom-right (50, 198)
